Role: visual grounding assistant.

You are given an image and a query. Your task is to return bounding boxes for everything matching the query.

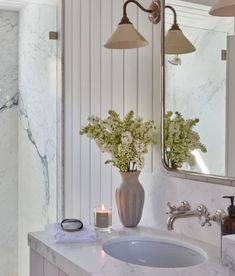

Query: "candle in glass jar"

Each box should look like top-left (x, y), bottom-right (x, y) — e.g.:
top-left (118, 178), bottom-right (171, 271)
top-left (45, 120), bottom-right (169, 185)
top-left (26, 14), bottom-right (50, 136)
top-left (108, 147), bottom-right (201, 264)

top-left (94, 204), bottom-right (112, 231)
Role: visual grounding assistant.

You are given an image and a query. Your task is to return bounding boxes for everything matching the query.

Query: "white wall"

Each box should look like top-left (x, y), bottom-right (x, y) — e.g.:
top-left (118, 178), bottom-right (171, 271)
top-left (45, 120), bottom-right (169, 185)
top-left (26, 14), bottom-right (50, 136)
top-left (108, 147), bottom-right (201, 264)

top-left (0, 10), bottom-right (18, 276)
top-left (64, 0), bottom-right (235, 247)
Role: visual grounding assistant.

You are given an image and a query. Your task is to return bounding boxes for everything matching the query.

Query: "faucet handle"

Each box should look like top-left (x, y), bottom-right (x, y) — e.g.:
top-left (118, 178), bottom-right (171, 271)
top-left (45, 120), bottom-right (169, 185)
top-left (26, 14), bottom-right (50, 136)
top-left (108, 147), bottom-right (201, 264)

top-left (167, 202), bottom-right (177, 214)
top-left (167, 201), bottom-right (191, 214)
top-left (197, 204), bottom-right (212, 227)
top-left (210, 209), bottom-right (227, 223)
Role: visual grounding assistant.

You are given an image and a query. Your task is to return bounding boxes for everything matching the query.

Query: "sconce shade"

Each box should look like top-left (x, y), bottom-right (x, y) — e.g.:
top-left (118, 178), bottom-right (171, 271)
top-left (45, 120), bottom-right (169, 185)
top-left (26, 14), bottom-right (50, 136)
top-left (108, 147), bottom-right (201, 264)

top-left (209, 0), bottom-right (235, 16)
top-left (104, 23), bottom-right (148, 49)
top-left (165, 27), bottom-right (196, 55)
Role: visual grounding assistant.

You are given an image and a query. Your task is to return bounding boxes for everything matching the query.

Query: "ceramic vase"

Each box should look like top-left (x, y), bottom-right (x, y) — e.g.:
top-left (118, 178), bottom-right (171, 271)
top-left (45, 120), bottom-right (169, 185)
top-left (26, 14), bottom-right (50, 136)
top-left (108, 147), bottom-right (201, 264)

top-left (115, 171), bottom-right (145, 227)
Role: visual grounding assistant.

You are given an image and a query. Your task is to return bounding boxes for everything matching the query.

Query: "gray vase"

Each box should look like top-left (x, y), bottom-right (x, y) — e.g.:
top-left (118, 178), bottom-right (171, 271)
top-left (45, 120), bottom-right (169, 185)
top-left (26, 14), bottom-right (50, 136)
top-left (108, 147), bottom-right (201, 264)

top-left (115, 171), bottom-right (145, 227)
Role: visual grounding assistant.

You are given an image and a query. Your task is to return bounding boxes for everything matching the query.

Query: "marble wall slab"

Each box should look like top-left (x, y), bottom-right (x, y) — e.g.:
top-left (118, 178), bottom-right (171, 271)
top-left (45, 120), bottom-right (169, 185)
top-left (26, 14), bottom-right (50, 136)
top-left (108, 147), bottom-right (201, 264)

top-left (18, 3), bottom-right (58, 276)
top-left (0, 10), bottom-right (18, 276)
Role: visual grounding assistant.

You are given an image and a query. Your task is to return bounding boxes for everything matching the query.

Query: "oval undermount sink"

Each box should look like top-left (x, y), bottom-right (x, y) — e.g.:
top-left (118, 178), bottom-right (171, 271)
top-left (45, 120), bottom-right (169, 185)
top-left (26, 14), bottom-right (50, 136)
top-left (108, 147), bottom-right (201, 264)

top-left (103, 236), bottom-right (208, 268)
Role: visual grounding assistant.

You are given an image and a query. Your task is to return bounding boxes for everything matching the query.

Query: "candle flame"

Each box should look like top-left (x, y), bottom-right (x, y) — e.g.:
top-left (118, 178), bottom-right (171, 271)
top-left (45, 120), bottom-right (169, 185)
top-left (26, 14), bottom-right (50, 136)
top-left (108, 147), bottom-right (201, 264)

top-left (101, 204), bottom-right (105, 210)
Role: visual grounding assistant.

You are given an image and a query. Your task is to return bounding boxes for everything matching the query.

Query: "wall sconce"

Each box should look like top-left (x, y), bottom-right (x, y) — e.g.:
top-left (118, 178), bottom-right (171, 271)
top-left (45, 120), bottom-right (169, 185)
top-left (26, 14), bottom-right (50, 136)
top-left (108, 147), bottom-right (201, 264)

top-left (165, 5), bottom-right (196, 55)
top-left (209, 0), bottom-right (235, 16)
top-left (104, 0), bottom-right (161, 49)
top-left (104, 0), bottom-right (196, 55)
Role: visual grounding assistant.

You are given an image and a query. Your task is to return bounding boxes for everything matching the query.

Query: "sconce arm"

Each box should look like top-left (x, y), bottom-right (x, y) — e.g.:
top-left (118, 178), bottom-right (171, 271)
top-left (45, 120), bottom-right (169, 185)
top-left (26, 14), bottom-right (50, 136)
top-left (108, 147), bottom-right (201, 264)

top-left (165, 5), bottom-right (177, 25)
top-left (123, 0), bottom-right (153, 18)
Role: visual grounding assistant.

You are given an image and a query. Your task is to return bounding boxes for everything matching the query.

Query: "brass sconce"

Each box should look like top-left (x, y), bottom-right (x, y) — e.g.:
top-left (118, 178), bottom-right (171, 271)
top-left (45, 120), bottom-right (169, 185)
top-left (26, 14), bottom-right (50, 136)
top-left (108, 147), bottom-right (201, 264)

top-left (104, 0), bottom-right (196, 54)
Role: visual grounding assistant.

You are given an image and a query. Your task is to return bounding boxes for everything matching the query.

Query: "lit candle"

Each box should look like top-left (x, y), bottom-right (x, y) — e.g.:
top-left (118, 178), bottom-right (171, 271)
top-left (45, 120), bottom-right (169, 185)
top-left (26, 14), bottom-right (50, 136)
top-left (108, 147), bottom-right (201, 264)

top-left (94, 204), bottom-right (112, 231)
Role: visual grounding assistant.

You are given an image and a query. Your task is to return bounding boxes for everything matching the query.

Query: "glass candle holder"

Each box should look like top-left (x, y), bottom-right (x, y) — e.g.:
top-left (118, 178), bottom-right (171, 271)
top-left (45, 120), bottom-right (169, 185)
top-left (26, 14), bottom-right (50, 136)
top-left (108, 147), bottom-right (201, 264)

top-left (94, 204), bottom-right (112, 232)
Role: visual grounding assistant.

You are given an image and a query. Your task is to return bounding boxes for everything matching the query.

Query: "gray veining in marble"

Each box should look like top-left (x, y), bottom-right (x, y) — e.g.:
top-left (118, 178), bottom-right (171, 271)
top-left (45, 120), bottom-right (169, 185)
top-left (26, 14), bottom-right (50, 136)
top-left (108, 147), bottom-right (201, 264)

top-left (0, 92), bottom-right (18, 112)
top-left (19, 95), bottom-right (50, 217)
top-left (18, 3), bottom-right (59, 276)
top-left (0, 9), bottom-right (18, 276)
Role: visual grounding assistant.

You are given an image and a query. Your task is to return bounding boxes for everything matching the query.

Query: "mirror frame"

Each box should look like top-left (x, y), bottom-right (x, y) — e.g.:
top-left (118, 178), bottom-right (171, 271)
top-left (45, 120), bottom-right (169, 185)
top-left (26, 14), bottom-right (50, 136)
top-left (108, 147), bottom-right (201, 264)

top-left (160, 0), bottom-right (235, 187)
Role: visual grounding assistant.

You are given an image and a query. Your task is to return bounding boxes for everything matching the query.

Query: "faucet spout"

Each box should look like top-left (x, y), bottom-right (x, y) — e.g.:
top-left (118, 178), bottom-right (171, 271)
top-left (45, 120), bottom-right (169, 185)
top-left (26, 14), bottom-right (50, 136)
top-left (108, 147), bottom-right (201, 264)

top-left (167, 211), bottom-right (201, 230)
top-left (166, 201), bottom-right (226, 231)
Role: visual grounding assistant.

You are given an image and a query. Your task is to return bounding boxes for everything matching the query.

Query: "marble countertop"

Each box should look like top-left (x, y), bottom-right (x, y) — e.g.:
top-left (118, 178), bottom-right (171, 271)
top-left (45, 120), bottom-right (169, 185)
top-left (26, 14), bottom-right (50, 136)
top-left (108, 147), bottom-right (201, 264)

top-left (222, 234), bottom-right (235, 273)
top-left (28, 226), bottom-right (229, 276)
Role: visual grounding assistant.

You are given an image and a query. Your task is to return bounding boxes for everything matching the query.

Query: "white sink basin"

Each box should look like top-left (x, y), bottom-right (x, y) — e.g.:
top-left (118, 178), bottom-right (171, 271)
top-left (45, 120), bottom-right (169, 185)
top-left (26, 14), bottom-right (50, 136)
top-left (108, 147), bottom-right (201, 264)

top-left (103, 236), bottom-right (207, 268)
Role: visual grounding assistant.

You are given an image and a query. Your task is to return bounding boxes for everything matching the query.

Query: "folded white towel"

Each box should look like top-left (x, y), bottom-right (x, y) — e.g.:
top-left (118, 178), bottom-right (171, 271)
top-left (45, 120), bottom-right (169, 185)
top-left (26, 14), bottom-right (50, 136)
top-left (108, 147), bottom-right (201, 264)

top-left (48, 223), bottom-right (98, 244)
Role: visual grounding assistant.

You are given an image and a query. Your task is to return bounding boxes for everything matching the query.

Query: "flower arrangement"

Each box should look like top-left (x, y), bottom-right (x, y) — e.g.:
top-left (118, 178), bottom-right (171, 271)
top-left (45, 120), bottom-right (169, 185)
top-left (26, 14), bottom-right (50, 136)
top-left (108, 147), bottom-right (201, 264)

top-left (80, 110), bottom-right (157, 172)
top-left (164, 111), bottom-right (207, 169)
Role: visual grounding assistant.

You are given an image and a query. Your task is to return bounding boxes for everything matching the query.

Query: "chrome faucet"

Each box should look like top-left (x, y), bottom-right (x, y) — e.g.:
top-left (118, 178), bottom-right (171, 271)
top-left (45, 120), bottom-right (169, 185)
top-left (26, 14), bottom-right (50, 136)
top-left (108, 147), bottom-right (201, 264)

top-left (167, 201), bottom-right (226, 231)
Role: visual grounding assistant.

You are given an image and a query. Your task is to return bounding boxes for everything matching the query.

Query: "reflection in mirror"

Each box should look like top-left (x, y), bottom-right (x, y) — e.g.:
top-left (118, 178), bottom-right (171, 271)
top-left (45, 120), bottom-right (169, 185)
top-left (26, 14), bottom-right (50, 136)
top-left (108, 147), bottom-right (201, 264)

top-left (164, 0), bottom-right (235, 178)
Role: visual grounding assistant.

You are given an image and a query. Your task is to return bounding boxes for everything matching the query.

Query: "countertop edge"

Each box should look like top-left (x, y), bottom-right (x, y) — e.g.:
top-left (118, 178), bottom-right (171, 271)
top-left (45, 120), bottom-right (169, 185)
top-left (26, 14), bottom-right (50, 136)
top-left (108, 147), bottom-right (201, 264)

top-left (28, 232), bottom-right (92, 276)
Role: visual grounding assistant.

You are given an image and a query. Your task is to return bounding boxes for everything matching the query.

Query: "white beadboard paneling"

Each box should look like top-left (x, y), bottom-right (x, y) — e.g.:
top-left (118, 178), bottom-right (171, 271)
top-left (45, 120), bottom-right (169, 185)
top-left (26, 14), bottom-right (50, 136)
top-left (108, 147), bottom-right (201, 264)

top-left (138, 5), bottom-right (154, 172)
top-left (44, 259), bottom-right (59, 276)
top-left (124, 4), bottom-right (138, 115)
top-left (64, 0), bottom-right (73, 218)
top-left (111, 0), bottom-right (124, 116)
top-left (80, 0), bottom-right (91, 224)
top-left (30, 250), bottom-right (44, 276)
top-left (111, 0), bottom-right (125, 225)
top-left (64, 0), bottom-right (159, 225)
top-left (90, 0), bottom-right (102, 221)
top-left (72, 0), bottom-right (81, 219)
top-left (100, 0), bottom-right (112, 207)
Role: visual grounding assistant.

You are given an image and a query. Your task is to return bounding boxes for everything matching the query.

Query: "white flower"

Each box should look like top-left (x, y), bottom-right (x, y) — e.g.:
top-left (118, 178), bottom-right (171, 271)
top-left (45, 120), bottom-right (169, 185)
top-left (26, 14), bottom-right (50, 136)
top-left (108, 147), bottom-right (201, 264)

top-left (135, 140), bottom-right (145, 153)
top-left (147, 128), bottom-right (157, 142)
top-left (80, 110), bottom-right (157, 172)
top-left (121, 131), bottom-right (133, 145)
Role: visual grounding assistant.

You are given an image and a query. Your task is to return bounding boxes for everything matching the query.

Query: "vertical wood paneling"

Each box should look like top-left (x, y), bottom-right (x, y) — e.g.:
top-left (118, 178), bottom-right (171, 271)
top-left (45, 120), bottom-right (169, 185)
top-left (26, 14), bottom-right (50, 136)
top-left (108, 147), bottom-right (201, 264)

top-left (72, 0), bottom-right (81, 218)
top-left (112, 0), bottom-right (124, 115)
top-left (43, 259), bottom-right (59, 276)
top-left (153, 23), bottom-right (161, 169)
top-left (111, 0), bottom-right (125, 225)
top-left (64, 0), bottom-right (160, 222)
top-left (64, 0), bottom-right (73, 218)
top-left (80, 0), bottom-right (91, 224)
top-left (138, 3), bottom-right (154, 172)
top-left (124, 4), bottom-right (138, 114)
top-left (101, 0), bottom-right (112, 207)
top-left (90, 0), bottom-right (102, 221)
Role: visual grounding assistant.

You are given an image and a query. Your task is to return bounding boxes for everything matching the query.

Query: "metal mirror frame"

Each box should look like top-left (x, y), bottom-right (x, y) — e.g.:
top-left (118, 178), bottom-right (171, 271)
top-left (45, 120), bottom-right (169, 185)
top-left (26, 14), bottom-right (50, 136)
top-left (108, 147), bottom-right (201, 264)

top-left (160, 0), bottom-right (235, 187)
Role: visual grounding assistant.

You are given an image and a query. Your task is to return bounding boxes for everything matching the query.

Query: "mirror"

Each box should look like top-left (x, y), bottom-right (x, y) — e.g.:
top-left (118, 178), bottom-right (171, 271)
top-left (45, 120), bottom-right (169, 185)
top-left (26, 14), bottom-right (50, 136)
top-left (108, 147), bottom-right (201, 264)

top-left (163, 0), bottom-right (235, 180)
